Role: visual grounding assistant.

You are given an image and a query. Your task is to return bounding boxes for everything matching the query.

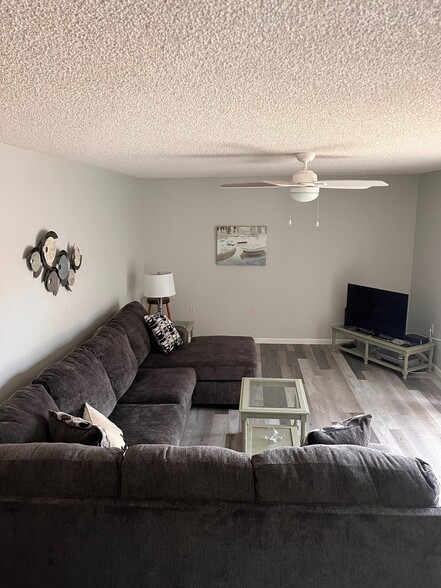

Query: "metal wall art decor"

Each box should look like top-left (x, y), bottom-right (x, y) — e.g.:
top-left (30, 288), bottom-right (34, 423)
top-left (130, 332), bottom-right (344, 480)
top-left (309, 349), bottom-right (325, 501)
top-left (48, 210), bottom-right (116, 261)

top-left (26, 230), bottom-right (82, 296)
top-left (216, 226), bottom-right (267, 266)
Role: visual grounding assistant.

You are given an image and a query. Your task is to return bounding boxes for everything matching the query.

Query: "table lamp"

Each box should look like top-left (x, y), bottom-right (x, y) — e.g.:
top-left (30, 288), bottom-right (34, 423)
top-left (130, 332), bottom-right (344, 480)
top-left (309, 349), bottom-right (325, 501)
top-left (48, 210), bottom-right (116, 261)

top-left (144, 272), bottom-right (176, 315)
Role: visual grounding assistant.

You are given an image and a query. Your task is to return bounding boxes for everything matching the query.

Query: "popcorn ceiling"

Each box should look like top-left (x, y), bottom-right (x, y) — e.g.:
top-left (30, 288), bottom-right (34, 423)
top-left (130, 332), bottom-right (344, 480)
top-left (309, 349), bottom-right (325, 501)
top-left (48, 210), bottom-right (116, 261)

top-left (1, 0), bottom-right (441, 178)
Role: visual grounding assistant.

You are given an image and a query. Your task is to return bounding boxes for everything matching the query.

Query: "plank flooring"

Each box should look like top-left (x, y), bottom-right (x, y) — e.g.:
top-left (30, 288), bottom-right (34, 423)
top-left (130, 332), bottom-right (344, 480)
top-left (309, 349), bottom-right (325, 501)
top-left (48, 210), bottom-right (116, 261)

top-left (181, 344), bottom-right (441, 477)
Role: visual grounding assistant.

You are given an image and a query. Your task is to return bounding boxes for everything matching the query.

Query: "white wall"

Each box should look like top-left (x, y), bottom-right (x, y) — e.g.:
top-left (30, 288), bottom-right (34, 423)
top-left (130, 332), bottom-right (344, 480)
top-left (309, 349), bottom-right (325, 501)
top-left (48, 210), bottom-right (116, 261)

top-left (0, 141), bottom-right (423, 403)
top-left (140, 175), bottom-right (419, 340)
top-left (408, 170), bottom-right (441, 367)
top-left (0, 143), bottom-right (144, 401)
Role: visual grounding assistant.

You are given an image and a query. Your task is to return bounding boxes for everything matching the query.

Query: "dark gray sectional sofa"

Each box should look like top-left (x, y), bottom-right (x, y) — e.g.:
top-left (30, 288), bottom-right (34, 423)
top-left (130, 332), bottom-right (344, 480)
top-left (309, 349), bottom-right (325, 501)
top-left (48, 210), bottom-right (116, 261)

top-left (30, 301), bottom-right (257, 445)
top-left (0, 301), bottom-right (440, 587)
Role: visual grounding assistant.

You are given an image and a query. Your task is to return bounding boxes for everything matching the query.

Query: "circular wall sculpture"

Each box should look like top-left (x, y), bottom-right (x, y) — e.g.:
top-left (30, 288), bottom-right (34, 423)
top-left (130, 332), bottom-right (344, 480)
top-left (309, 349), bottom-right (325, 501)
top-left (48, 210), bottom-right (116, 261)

top-left (26, 231), bottom-right (83, 296)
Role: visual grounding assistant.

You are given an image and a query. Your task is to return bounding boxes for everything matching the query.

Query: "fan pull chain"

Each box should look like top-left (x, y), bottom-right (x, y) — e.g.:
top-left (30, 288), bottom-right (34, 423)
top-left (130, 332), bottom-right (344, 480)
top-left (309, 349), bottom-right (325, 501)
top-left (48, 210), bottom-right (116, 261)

top-left (289, 196), bottom-right (293, 226)
top-left (316, 195), bottom-right (320, 227)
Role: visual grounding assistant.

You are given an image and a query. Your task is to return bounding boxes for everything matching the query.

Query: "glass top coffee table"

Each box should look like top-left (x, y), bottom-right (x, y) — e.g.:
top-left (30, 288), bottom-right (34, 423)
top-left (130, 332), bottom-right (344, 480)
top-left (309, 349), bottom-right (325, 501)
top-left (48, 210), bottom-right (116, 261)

top-left (239, 377), bottom-right (310, 456)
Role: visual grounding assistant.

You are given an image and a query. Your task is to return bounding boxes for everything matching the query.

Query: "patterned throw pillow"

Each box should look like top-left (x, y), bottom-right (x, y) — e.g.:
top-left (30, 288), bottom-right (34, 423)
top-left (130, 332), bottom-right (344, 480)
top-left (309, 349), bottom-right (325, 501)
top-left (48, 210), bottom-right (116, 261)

top-left (303, 413), bottom-right (372, 446)
top-left (49, 410), bottom-right (110, 447)
top-left (83, 403), bottom-right (126, 450)
top-left (144, 313), bottom-right (183, 354)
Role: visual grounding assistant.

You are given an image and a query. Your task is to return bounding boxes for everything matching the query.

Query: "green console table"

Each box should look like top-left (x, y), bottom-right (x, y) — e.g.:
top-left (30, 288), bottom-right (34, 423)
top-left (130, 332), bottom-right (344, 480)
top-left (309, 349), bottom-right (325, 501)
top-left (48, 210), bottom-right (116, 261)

top-left (331, 325), bottom-right (435, 379)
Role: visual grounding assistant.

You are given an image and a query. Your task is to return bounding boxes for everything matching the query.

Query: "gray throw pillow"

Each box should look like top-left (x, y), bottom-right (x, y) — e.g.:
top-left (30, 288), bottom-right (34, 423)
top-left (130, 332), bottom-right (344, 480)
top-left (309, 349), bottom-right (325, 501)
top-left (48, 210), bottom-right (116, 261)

top-left (144, 313), bottom-right (183, 354)
top-left (49, 410), bottom-right (110, 447)
top-left (304, 413), bottom-right (372, 446)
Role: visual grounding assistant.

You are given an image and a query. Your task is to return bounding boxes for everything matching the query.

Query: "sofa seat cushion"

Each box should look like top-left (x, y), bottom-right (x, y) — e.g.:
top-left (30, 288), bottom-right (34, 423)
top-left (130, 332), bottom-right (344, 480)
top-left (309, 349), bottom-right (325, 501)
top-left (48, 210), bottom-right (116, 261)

top-left (191, 380), bottom-right (242, 406)
top-left (0, 443), bottom-right (122, 498)
top-left (109, 403), bottom-right (190, 446)
top-left (119, 368), bottom-right (196, 407)
top-left (252, 445), bottom-right (440, 507)
top-left (34, 347), bottom-right (117, 417)
top-left (106, 302), bottom-right (151, 366)
top-left (141, 336), bottom-right (257, 381)
top-left (83, 326), bottom-right (138, 399)
top-left (0, 384), bottom-right (59, 444)
top-left (122, 444), bottom-right (255, 502)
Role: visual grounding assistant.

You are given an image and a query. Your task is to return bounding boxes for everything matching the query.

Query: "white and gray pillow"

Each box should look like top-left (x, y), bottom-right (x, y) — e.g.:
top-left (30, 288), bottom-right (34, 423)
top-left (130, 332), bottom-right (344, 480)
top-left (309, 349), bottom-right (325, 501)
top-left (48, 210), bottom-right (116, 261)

top-left (144, 313), bottom-right (183, 354)
top-left (303, 413), bottom-right (372, 446)
top-left (83, 403), bottom-right (126, 450)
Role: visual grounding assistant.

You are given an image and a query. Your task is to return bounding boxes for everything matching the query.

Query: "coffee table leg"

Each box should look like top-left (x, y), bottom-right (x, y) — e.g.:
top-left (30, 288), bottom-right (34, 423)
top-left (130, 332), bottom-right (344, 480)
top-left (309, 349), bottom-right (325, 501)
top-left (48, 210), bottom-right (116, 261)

top-left (300, 416), bottom-right (307, 444)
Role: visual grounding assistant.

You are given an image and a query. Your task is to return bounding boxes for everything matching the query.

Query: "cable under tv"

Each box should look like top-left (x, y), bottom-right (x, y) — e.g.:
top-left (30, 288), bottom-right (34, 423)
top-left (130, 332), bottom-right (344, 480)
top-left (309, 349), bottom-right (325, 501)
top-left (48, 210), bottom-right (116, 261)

top-left (375, 349), bottom-right (420, 368)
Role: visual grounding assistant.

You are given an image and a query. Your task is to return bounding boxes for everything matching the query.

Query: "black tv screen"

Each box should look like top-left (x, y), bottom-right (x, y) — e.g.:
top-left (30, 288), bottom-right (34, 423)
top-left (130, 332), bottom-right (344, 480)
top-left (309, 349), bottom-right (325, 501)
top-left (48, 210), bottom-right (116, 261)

top-left (344, 283), bottom-right (409, 339)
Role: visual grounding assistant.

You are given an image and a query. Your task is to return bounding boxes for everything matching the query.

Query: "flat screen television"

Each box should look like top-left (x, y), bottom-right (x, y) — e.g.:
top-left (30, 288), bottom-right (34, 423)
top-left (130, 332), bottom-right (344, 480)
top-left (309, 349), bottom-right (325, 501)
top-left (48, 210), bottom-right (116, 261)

top-left (344, 283), bottom-right (409, 339)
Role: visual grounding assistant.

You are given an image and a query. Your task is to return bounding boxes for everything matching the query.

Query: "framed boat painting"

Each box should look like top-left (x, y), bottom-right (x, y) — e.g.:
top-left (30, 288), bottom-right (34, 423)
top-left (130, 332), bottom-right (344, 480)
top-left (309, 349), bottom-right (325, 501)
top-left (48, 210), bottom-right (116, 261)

top-left (216, 226), bottom-right (267, 266)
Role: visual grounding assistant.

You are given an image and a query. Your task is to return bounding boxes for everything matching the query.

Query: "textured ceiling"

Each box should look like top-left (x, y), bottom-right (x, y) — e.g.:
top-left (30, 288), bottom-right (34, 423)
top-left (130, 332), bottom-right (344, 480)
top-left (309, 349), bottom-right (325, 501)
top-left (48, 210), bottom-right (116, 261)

top-left (1, 0), bottom-right (441, 179)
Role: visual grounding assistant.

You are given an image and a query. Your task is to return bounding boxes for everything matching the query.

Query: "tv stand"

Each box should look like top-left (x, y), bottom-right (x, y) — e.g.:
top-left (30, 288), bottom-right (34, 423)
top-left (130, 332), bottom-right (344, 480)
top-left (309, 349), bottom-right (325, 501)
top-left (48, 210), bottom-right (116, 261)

top-left (331, 325), bottom-right (436, 379)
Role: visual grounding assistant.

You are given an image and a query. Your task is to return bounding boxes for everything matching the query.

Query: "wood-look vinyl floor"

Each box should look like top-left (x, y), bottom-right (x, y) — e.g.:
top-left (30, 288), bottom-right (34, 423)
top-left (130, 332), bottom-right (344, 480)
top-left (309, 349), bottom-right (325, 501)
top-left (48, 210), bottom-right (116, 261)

top-left (181, 344), bottom-right (441, 477)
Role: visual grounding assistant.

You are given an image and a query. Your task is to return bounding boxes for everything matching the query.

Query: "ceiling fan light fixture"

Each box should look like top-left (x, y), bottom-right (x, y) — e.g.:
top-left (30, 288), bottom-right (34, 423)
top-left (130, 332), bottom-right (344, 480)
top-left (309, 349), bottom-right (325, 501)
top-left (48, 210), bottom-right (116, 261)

top-left (290, 186), bottom-right (320, 202)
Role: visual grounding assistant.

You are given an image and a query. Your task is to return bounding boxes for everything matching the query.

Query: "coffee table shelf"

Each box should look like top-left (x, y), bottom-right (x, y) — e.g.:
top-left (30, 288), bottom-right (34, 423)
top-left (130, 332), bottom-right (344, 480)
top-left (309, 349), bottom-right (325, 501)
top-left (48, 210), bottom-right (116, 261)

top-left (239, 377), bottom-right (310, 456)
top-left (248, 425), bottom-right (300, 455)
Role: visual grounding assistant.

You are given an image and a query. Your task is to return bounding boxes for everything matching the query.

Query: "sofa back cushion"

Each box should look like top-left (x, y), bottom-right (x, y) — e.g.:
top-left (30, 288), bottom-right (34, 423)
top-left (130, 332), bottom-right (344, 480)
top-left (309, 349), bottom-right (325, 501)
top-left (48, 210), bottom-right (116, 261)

top-left (121, 444), bottom-right (255, 502)
top-left (34, 347), bottom-right (117, 417)
top-left (252, 445), bottom-right (440, 507)
top-left (106, 302), bottom-right (151, 366)
top-left (83, 326), bottom-right (138, 399)
top-left (0, 384), bottom-right (58, 443)
top-left (0, 443), bottom-right (122, 498)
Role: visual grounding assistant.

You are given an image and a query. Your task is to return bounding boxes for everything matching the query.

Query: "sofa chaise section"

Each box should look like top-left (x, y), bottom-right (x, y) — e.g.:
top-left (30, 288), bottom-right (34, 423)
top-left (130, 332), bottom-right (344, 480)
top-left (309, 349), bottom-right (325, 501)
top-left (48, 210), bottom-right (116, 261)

top-left (140, 335), bottom-right (258, 405)
top-left (89, 300), bottom-right (257, 407)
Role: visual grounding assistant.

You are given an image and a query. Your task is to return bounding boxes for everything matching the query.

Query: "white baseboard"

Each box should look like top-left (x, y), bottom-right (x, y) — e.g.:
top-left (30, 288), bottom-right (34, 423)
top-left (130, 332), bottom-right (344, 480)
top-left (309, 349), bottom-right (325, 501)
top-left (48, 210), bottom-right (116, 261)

top-left (254, 338), bottom-right (333, 344)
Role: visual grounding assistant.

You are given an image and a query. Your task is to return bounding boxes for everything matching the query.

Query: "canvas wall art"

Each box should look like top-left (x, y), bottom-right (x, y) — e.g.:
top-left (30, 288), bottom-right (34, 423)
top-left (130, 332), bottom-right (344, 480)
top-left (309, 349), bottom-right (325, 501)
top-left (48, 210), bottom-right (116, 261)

top-left (216, 226), bottom-right (267, 266)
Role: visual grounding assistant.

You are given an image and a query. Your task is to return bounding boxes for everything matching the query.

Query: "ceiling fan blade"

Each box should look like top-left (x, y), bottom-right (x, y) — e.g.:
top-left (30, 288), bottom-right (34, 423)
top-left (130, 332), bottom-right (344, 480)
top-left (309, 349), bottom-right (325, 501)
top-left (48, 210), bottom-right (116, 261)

top-left (320, 180), bottom-right (389, 189)
top-left (261, 180), bottom-right (300, 187)
top-left (220, 182), bottom-right (282, 188)
top-left (262, 180), bottom-right (330, 187)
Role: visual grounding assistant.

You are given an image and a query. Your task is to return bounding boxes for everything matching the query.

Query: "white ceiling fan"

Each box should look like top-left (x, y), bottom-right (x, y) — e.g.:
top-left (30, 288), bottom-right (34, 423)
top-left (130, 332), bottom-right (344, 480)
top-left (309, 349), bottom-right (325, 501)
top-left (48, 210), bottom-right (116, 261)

top-left (220, 152), bottom-right (388, 202)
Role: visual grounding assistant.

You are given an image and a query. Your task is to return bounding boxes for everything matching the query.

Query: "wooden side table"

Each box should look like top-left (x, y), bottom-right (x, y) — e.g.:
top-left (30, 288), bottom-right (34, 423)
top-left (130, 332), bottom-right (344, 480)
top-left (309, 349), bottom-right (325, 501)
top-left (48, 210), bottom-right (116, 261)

top-left (147, 297), bottom-right (171, 319)
top-left (173, 320), bottom-right (195, 342)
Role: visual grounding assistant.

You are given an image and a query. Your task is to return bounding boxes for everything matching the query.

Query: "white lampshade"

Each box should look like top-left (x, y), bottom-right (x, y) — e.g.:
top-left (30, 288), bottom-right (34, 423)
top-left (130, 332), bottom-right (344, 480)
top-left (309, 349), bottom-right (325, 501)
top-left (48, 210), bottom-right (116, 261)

top-left (144, 272), bottom-right (176, 298)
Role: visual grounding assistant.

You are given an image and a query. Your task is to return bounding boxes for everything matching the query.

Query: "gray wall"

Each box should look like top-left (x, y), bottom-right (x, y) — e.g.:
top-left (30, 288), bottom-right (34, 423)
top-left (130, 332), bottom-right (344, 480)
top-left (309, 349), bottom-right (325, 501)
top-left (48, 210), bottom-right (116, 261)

top-left (141, 176), bottom-right (419, 340)
top-left (408, 170), bottom-right (441, 367)
top-left (0, 139), bottom-right (427, 403)
top-left (0, 143), bottom-right (144, 401)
